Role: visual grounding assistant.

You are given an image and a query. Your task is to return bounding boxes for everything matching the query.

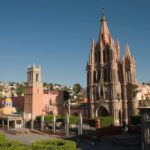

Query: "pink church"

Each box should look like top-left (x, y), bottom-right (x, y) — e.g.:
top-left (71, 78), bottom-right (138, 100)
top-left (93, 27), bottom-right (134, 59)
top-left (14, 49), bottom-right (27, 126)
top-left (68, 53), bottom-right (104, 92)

top-left (23, 65), bottom-right (64, 120)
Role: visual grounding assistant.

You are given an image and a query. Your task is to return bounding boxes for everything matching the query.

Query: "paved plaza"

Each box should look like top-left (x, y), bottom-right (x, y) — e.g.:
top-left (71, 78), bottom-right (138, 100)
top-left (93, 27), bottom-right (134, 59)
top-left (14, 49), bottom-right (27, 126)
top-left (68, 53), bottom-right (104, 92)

top-left (0, 130), bottom-right (141, 150)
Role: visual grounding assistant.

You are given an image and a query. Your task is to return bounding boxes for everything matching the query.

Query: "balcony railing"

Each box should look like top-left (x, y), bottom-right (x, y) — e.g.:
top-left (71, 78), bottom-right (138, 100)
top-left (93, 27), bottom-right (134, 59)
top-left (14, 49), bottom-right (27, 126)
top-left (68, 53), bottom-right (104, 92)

top-left (139, 100), bottom-right (150, 108)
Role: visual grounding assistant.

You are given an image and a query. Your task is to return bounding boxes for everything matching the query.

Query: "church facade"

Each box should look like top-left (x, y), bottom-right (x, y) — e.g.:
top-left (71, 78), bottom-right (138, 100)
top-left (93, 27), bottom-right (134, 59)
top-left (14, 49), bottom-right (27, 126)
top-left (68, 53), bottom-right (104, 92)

top-left (86, 14), bottom-right (138, 125)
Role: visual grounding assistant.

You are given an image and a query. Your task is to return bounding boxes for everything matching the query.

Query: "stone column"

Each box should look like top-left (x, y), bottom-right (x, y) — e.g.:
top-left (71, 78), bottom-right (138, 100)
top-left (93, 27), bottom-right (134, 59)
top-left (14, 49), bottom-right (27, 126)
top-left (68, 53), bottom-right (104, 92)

top-left (68, 99), bottom-right (70, 116)
top-left (14, 120), bottom-right (17, 129)
top-left (31, 114), bottom-right (34, 129)
top-left (52, 115), bottom-right (56, 133)
top-left (7, 119), bottom-right (9, 130)
top-left (21, 119), bottom-right (23, 128)
top-left (41, 114), bottom-right (44, 131)
top-left (65, 113), bottom-right (69, 136)
top-left (2, 120), bottom-right (4, 126)
top-left (78, 112), bottom-right (83, 135)
top-left (23, 112), bottom-right (26, 128)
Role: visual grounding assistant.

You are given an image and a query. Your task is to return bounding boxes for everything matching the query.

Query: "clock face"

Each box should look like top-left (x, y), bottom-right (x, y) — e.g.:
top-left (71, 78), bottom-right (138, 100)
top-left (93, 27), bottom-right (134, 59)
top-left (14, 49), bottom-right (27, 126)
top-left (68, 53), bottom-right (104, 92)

top-left (73, 84), bottom-right (81, 94)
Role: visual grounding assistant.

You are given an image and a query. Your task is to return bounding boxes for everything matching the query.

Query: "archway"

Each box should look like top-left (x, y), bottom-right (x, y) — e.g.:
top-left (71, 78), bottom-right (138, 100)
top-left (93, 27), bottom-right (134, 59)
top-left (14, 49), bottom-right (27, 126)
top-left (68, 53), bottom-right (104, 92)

top-left (96, 106), bottom-right (109, 117)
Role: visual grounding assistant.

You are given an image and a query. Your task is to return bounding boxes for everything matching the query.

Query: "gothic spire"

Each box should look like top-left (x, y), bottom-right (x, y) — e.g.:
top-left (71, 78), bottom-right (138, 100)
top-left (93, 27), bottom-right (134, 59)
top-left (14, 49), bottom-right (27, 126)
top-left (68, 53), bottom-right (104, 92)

top-left (115, 40), bottom-right (120, 50)
top-left (98, 13), bottom-right (111, 46)
top-left (125, 43), bottom-right (131, 58)
top-left (89, 37), bottom-right (95, 64)
top-left (91, 37), bottom-right (94, 50)
top-left (115, 40), bottom-right (120, 61)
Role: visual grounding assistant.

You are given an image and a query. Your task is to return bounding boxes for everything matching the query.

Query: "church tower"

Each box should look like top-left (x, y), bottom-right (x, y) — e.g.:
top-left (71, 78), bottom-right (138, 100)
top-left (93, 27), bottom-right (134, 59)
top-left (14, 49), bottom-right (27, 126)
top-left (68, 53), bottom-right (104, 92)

top-left (24, 65), bottom-right (43, 120)
top-left (86, 13), bottom-right (137, 126)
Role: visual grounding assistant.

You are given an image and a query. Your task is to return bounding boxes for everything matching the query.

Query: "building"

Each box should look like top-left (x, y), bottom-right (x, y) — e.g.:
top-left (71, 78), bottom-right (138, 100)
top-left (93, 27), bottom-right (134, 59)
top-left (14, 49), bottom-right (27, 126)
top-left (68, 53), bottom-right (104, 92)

top-left (0, 97), bottom-right (23, 130)
top-left (139, 100), bottom-right (150, 150)
top-left (0, 98), bottom-right (16, 115)
top-left (24, 65), bottom-right (64, 121)
top-left (86, 14), bottom-right (137, 125)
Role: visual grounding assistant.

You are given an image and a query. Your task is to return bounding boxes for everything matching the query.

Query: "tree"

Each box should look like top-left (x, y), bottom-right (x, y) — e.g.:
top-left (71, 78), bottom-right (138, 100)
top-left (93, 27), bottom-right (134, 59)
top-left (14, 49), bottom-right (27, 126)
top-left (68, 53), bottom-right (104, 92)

top-left (16, 84), bottom-right (25, 96)
top-left (63, 90), bottom-right (70, 101)
top-left (73, 83), bottom-right (81, 94)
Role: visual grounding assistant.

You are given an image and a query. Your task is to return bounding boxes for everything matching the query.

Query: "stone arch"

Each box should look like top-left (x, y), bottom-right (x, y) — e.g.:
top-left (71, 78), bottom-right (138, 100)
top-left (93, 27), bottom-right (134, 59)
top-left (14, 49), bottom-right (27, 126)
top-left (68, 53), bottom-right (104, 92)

top-left (96, 105), bottom-right (109, 117)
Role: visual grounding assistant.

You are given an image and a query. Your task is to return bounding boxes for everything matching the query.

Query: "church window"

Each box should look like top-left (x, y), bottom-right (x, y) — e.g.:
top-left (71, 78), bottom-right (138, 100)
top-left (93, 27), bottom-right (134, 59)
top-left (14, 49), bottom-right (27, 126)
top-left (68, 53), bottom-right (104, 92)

top-left (105, 91), bottom-right (108, 99)
top-left (97, 70), bottom-right (100, 82)
top-left (98, 51), bottom-right (100, 63)
top-left (104, 69), bottom-right (107, 82)
top-left (95, 52), bottom-right (97, 63)
top-left (103, 51), bottom-right (105, 63)
top-left (94, 71), bottom-right (96, 83)
top-left (107, 49), bottom-right (109, 62)
top-left (108, 68), bottom-right (110, 82)
top-left (36, 73), bottom-right (39, 82)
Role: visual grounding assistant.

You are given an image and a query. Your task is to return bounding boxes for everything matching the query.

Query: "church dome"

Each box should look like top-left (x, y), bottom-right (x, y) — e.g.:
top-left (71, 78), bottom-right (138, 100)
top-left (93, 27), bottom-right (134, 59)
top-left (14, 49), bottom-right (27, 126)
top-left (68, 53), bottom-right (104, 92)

top-left (5, 98), bottom-right (12, 103)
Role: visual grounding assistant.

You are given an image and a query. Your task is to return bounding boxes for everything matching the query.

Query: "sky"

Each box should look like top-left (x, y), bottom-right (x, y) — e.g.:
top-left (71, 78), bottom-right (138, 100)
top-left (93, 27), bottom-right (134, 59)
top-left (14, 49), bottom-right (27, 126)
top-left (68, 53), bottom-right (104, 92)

top-left (0, 0), bottom-right (150, 87)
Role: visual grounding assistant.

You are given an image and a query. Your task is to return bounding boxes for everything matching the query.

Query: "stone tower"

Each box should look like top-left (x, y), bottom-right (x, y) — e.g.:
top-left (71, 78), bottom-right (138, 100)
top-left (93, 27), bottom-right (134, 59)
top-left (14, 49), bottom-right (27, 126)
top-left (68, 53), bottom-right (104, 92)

top-left (24, 65), bottom-right (43, 119)
top-left (86, 14), bottom-right (137, 125)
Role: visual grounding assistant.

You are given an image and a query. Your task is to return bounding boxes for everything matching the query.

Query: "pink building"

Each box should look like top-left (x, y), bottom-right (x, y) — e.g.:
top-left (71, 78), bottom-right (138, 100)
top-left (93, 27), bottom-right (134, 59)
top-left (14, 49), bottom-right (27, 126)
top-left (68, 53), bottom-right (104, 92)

top-left (23, 65), bottom-right (64, 120)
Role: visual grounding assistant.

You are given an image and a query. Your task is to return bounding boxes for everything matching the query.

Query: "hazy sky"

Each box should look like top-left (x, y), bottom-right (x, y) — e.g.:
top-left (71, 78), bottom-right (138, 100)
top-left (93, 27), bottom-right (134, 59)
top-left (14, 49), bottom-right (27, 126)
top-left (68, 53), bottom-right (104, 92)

top-left (0, 0), bottom-right (150, 87)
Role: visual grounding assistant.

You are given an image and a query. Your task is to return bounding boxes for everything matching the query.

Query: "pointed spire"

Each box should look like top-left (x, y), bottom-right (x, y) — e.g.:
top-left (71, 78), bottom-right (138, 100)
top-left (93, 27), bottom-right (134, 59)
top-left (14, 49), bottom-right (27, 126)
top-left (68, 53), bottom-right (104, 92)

top-left (115, 40), bottom-right (120, 50)
top-left (115, 40), bottom-right (120, 61)
top-left (125, 43), bottom-right (131, 58)
top-left (122, 56), bottom-right (125, 64)
top-left (89, 37), bottom-right (95, 64)
top-left (99, 13), bottom-right (111, 46)
top-left (91, 37), bottom-right (95, 50)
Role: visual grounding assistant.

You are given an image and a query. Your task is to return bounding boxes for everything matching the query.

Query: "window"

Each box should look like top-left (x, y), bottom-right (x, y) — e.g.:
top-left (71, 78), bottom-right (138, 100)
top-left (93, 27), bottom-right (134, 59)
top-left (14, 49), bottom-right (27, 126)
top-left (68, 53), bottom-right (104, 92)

top-left (107, 49), bottom-right (109, 62)
top-left (94, 71), bottom-right (96, 83)
top-left (98, 51), bottom-right (100, 63)
top-left (103, 51), bottom-right (105, 63)
top-left (104, 69), bottom-right (107, 82)
top-left (95, 52), bottom-right (97, 63)
top-left (36, 73), bottom-right (39, 82)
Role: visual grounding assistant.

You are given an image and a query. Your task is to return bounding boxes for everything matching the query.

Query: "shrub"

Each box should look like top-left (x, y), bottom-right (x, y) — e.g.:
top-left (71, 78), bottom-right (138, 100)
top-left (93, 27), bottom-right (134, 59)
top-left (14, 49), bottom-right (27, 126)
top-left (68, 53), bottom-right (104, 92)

top-left (36, 115), bottom-right (79, 125)
top-left (100, 116), bottom-right (114, 127)
top-left (0, 133), bottom-right (6, 141)
top-left (0, 133), bottom-right (31, 150)
top-left (131, 115), bottom-right (141, 125)
top-left (84, 116), bottom-right (114, 128)
top-left (69, 116), bottom-right (78, 125)
top-left (32, 139), bottom-right (76, 150)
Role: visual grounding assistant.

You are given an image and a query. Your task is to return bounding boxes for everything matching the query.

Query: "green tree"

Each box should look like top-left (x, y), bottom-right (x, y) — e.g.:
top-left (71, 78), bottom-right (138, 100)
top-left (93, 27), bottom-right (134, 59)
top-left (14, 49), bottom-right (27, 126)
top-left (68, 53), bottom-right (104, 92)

top-left (16, 84), bottom-right (25, 96)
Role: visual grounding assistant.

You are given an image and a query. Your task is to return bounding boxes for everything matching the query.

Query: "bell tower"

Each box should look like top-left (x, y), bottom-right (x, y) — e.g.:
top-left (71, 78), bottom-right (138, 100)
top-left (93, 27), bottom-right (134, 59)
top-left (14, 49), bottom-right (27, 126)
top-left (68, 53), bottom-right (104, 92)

top-left (24, 65), bottom-right (43, 119)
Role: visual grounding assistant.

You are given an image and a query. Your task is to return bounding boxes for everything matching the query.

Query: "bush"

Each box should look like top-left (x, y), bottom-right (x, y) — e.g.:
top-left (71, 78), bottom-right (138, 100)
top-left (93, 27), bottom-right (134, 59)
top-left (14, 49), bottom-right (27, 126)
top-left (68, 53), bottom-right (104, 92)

top-left (84, 116), bottom-right (114, 128)
top-left (32, 139), bottom-right (76, 150)
top-left (0, 133), bottom-right (6, 141)
top-left (131, 115), bottom-right (141, 125)
top-left (69, 116), bottom-right (78, 125)
top-left (100, 116), bottom-right (114, 127)
top-left (36, 115), bottom-right (79, 125)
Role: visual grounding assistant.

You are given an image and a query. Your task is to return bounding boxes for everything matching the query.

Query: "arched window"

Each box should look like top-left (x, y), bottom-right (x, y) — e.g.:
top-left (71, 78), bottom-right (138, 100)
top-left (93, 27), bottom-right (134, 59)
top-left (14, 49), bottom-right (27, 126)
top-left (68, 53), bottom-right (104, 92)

top-left (97, 70), bottom-right (100, 82)
top-left (103, 51), bottom-right (105, 63)
top-left (95, 52), bottom-right (97, 63)
top-left (98, 51), bottom-right (100, 63)
top-left (93, 71), bottom-right (96, 83)
top-left (108, 68), bottom-right (110, 82)
top-left (36, 73), bottom-right (39, 82)
top-left (107, 49), bottom-right (109, 62)
top-left (104, 69), bottom-right (107, 82)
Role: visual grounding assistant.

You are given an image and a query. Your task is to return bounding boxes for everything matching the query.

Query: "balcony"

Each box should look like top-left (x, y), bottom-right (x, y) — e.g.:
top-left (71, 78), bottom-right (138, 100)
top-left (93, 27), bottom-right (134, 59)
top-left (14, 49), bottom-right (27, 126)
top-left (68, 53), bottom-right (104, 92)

top-left (139, 100), bottom-right (150, 108)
